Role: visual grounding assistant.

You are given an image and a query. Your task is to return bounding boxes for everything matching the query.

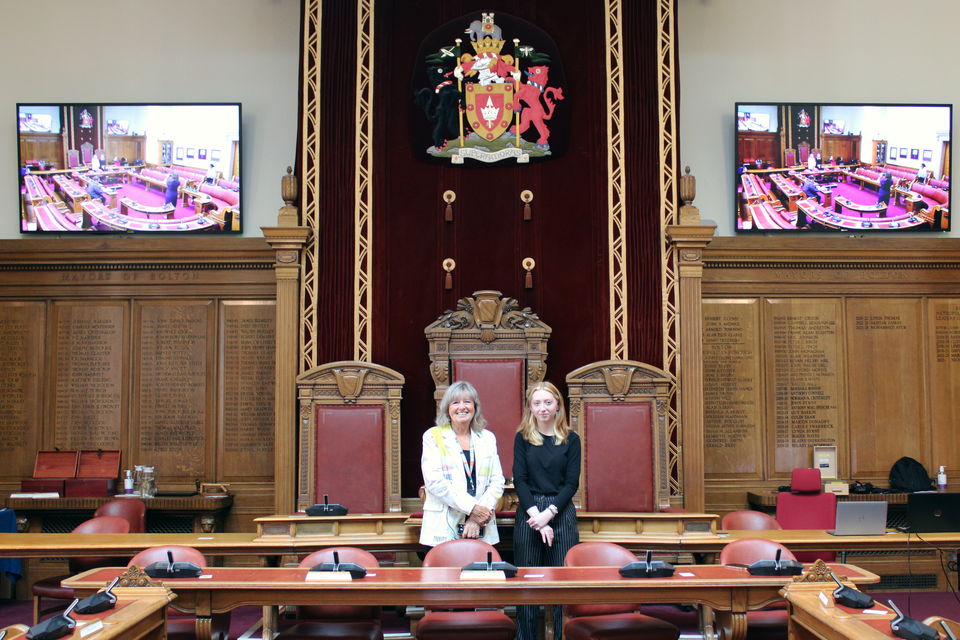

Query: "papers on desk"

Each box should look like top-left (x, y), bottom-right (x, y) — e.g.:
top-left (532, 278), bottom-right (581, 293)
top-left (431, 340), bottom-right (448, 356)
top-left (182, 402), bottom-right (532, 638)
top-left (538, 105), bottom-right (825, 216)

top-left (9, 492), bottom-right (60, 499)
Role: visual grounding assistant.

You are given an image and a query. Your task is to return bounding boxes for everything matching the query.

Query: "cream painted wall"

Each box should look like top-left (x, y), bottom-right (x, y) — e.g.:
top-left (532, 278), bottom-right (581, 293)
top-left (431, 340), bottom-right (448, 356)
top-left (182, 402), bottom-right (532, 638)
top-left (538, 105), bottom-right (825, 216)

top-left (1, 0), bottom-right (300, 239)
top-left (678, 0), bottom-right (957, 237)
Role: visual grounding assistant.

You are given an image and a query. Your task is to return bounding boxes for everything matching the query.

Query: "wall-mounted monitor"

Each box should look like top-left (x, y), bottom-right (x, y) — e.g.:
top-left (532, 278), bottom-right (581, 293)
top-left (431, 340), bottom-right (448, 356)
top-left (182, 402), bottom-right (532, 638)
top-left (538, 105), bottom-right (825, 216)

top-left (735, 102), bottom-right (951, 233)
top-left (17, 102), bottom-right (241, 234)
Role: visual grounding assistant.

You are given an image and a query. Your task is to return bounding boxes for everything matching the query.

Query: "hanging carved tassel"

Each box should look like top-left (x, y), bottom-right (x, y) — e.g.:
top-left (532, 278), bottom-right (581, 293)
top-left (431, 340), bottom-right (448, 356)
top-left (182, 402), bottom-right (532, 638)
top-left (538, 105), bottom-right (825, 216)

top-left (521, 190), bottom-right (533, 221)
top-left (443, 258), bottom-right (455, 290)
top-left (523, 257), bottom-right (535, 289)
top-left (443, 190), bottom-right (456, 222)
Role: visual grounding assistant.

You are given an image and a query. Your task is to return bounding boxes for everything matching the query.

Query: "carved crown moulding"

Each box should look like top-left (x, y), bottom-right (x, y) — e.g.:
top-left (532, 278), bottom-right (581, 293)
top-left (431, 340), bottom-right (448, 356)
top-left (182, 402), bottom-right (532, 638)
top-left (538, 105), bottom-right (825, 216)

top-left (425, 290), bottom-right (552, 344)
top-left (297, 361), bottom-right (405, 403)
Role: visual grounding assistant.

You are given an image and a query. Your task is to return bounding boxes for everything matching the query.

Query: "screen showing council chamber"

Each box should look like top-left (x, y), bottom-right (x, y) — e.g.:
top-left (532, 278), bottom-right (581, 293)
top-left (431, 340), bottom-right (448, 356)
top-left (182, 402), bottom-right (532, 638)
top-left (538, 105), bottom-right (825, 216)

top-left (18, 103), bottom-right (241, 234)
top-left (735, 102), bottom-right (951, 232)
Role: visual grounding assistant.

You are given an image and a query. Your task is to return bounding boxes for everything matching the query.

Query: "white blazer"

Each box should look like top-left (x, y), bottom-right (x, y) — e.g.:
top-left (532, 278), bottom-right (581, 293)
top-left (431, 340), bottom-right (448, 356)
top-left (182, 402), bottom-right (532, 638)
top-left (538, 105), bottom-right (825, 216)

top-left (420, 426), bottom-right (505, 546)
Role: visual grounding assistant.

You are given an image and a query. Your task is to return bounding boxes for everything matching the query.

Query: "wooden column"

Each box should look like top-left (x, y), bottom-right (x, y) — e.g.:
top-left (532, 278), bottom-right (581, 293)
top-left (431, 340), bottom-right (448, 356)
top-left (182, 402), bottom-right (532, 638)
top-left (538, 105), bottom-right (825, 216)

top-left (666, 168), bottom-right (715, 513)
top-left (262, 168), bottom-right (311, 516)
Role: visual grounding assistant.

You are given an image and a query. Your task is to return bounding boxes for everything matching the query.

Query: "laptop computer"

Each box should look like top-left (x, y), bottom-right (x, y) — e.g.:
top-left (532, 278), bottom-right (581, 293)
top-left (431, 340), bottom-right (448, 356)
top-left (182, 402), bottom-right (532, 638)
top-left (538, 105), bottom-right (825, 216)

top-left (906, 493), bottom-right (960, 533)
top-left (826, 501), bottom-right (888, 536)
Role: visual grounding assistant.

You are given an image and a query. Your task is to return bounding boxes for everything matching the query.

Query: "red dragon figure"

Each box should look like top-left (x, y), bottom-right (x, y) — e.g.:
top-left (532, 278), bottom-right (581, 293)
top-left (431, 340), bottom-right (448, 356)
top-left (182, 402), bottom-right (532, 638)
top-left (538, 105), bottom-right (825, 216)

top-left (514, 66), bottom-right (564, 149)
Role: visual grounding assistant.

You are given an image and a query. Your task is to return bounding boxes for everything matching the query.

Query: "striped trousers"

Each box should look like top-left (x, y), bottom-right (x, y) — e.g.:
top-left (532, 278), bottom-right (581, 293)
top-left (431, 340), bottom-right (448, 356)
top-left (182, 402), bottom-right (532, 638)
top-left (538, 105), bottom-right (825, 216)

top-left (514, 494), bottom-right (579, 640)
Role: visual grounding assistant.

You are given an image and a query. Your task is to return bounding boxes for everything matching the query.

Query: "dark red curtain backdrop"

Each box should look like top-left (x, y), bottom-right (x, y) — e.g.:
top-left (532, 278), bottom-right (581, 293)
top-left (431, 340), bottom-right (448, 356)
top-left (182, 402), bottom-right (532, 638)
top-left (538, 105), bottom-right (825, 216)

top-left (308, 1), bottom-right (670, 497)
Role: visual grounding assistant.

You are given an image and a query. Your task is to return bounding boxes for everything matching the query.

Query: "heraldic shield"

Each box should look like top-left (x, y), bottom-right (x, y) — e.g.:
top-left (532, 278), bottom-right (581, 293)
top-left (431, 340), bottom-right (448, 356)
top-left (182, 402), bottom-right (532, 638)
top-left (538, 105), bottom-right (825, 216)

top-left (466, 83), bottom-right (514, 141)
top-left (410, 11), bottom-right (568, 166)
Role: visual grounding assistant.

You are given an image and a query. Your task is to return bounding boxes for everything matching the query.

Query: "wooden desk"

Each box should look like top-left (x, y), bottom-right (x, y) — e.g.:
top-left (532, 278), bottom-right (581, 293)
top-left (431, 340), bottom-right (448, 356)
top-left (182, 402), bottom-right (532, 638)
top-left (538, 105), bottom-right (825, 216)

top-left (4, 586), bottom-right (174, 640)
top-left (783, 585), bottom-right (900, 640)
top-left (66, 562), bottom-right (879, 640)
top-left (6, 495), bottom-right (234, 534)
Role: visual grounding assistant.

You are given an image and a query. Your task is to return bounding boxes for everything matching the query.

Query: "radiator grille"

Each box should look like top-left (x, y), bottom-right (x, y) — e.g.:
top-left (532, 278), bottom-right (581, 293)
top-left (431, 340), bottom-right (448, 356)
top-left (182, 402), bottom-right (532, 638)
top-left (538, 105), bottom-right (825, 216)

top-left (873, 574), bottom-right (939, 590)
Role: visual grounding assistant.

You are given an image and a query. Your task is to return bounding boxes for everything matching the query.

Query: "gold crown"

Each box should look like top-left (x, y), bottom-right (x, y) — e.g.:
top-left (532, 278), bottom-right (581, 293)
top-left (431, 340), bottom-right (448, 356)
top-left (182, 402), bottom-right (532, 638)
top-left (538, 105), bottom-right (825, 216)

top-left (470, 37), bottom-right (505, 55)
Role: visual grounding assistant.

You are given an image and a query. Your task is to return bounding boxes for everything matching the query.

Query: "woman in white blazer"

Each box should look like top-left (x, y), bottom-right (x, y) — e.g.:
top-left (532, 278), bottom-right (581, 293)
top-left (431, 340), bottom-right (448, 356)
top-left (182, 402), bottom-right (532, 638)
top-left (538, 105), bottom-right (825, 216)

top-left (420, 380), bottom-right (505, 548)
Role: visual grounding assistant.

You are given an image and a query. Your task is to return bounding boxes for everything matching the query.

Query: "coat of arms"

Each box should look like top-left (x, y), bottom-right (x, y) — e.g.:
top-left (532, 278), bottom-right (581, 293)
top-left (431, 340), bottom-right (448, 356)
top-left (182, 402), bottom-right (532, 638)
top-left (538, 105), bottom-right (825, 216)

top-left (411, 12), bottom-right (568, 166)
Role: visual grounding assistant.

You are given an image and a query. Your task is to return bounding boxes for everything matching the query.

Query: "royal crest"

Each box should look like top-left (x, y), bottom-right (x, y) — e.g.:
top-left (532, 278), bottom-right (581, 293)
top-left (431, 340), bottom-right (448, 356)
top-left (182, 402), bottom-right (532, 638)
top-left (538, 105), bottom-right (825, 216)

top-left (79, 109), bottom-right (94, 129)
top-left (411, 12), bottom-right (568, 166)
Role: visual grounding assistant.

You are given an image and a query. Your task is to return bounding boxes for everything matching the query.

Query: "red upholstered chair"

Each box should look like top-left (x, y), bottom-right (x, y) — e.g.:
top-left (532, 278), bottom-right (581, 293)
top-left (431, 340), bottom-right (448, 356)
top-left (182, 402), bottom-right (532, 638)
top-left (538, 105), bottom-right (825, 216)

top-left (277, 547), bottom-right (383, 640)
top-left (775, 468), bottom-right (836, 563)
top-left (129, 545), bottom-right (210, 640)
top-left (719, 539), bottom-right (798, 636)
top-left (32, 516), bottom-right (131, 623)
top-left (566, 361), bottom-right (672, 511)
top-left (721, 510), bottom-right (782, 531)
top-left (417, 540), bottom-right (515, 640)
top-left (95, 498), bottom-right (146, 533)
top-left (784, 149), bottom-right (797, 167)
top-left (563, 542), bottom-right (679, 640)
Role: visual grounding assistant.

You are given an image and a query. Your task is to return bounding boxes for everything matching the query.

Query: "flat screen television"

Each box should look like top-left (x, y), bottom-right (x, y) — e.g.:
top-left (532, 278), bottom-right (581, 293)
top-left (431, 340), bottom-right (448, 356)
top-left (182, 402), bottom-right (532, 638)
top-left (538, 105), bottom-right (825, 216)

top-left (735, 102), bottom-right (951, 232)
top-left (17, 102), bottom-right (241, 234)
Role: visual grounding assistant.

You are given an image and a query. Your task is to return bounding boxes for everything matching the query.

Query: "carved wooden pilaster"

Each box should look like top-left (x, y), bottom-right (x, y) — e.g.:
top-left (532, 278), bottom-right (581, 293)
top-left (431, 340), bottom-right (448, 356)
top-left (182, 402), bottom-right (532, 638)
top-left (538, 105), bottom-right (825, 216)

top-left (666, 224), bottom-right (715, 513)
top-left (261, 226), bottom-right (312, 516)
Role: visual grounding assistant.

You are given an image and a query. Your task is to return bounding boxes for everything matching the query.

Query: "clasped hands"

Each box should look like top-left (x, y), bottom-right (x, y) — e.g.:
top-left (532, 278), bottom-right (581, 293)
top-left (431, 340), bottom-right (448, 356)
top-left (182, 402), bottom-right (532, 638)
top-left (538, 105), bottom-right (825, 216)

top-left (462, 503), bottom-right (493, 539)
top-left (527, 509), bottom-right (555, 546)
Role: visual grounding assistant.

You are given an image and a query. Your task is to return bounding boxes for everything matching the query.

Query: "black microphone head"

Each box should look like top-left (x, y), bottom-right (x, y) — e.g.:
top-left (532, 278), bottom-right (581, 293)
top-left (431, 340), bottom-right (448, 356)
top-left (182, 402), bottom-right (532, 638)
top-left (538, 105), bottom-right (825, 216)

top-left (645, 550), bottom-right (653, 564)
top-left (167, 551), bottom-right (175, 564)
top-left (324, 494), bottom-right (330, 506)
top-left (775, 548), bottom-right (782, 562)
top-left (333, 551), bottom-right (340, 565)
top-left (486, 551), bottom-right (493, 565)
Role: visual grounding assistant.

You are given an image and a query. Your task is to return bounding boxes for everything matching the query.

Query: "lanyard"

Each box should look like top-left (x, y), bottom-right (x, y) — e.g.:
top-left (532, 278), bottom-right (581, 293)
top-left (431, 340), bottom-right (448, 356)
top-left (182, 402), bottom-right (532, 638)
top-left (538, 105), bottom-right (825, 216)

top-left (460, 442), bottom-right (477, 497)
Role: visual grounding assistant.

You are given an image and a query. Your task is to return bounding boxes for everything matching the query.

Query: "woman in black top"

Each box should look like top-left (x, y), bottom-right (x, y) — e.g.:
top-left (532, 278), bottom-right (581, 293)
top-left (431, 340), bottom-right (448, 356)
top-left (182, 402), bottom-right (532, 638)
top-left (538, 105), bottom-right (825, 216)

top-left (513, 381), bottom-right (581, 640)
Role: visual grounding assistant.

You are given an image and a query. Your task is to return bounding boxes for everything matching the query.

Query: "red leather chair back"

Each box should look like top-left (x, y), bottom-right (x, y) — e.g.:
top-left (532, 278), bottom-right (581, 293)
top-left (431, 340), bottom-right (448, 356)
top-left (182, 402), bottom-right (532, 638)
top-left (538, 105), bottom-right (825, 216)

top-left (69, 516), bottom-right (131, 574)
top-left (129, 545), bottom-right (207, 569)
top-left (721, 510), bottom-right (782, 531)
top-left (423, 539), bottom-right (501, 567)
top-left (564, 542), bottom-right (640, 618)
top-left (776, 469), bottom-right (836, 562)
top-left (298, 547), bottom-right (381, 620)
top-left (95, 498), bottom-right (146, 533)
top-left (719, 539), bottom-right (797, 566)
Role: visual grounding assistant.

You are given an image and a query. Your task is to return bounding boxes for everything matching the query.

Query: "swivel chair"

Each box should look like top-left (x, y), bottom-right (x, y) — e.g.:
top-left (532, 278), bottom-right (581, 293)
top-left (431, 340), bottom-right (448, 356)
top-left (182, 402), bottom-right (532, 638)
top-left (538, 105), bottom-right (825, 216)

top-left (721, 510), bottom-right (782, 531)
top-left (95, 498), bottom-right (146, 533)
top-left (277, 547), bottom-right (383, 640)
top-left (129, 546), bottom-right (213, 640)
top-left (719, 539), bottom-right (798, 639)
top-left (32, 516), bottom-right (130, 623)
top-left (775, 468), bottom-right (836, 562)
top-left (417, 540), bottom-right (515, 640)
top-left (563, 542), bottom-right (679, 640)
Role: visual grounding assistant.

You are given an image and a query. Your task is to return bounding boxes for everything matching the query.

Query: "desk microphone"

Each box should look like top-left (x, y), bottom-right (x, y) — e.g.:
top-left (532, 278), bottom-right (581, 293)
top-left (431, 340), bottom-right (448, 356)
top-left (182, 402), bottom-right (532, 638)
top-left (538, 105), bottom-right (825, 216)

top-left (619, 550), bottom-right (676, 578)
top-left (26, 599), bottom-right (78, 640)
top-left (145, 551), bottom-right (203, 579)
top-left (747, 548), bottom-right (804, 576)
top-left (76, 576), bottom-right (120, 614)
top-left (306, 494), bottom-right (349, 517)
top-left (888, 600), bottom-right (938, 640)
top-left (829, 572), bottom-right (873, 609)
top-left (462, 551), bottom-right (519, 578)
top-left (310, 550), bottom-right (367, 579)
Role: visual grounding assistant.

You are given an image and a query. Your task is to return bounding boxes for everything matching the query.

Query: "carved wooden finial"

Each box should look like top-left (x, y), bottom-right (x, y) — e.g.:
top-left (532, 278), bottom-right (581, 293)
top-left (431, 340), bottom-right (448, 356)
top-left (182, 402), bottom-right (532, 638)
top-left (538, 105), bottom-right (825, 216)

top-left (678, 166), bottom-right (700, 225)
top-left (278, 166), bottom-right (300, 227)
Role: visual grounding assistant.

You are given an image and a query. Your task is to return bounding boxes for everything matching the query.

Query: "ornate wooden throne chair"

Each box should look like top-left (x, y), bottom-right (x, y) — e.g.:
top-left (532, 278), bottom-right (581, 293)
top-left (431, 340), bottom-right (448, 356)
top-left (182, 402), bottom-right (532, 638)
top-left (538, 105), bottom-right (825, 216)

top-left (565, 360), bottom-right (672, 512)
top-left (424, 290), bottom-right (552, 503)
top-left (296, 362), bottom-right (404, 513)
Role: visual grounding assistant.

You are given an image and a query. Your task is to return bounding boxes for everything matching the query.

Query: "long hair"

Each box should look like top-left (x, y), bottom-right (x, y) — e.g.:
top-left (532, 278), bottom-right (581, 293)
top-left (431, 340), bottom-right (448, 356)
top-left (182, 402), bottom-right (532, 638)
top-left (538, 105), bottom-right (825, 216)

top-left (517, 381), bottom-right (569, 446)
top-left (435, 380), bottom-right (488, 433)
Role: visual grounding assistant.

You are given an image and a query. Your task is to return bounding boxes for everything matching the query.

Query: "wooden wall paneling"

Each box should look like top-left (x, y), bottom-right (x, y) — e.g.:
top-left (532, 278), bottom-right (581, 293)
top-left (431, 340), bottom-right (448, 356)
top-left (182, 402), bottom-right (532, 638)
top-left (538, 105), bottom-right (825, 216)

top-left (50, 301), bottom-right (129, 453)
top-left (763, 298), bottom-right (845, 480)
top-left (846, 298), bottom-right (924, 479)
top-left (19, 133), bottom-right (64, 167)
top-left (218, 300), bottom-right (276, 483)
top-left (703, 298), bottom-right (763, 479)
top-left (0, 302), bottom-right (45, 480)
top-left (133, 300), bottom-right (217, 484)
top-left (737, 131), bottom-right (781, 166)
top-left (927, 298), bottom-right (960, 485)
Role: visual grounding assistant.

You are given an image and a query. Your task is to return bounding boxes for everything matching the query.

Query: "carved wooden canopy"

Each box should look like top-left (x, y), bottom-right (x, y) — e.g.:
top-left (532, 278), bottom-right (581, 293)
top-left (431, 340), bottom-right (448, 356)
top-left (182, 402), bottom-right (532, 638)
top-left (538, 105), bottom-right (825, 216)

top-left (566, 360), bottom-right (672, 512)
top-left (425, 290), bottom-right (551, 482)
top-left (296, 361), bottom-right (404, 513)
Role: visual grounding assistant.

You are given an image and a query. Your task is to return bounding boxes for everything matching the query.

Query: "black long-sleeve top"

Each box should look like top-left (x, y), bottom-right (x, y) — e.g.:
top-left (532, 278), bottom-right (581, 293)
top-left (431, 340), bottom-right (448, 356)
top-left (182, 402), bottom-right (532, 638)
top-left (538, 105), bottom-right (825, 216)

top-left (512, 430), bottom-right (581, 513)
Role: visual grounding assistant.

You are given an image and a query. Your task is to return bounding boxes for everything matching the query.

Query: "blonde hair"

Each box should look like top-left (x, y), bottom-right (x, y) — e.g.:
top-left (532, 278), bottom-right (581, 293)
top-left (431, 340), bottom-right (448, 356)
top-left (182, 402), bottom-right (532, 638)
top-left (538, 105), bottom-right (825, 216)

top-left (517, 381), bottom-right (570, 446)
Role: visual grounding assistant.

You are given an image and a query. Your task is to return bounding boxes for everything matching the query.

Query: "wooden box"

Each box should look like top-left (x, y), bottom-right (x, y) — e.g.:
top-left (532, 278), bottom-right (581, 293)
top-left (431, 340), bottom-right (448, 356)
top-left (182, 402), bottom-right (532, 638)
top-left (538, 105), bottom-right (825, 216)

top-left (21, 450), bottom-right (80, 494)
top-left (65, 449), bottom-right (121, 497)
